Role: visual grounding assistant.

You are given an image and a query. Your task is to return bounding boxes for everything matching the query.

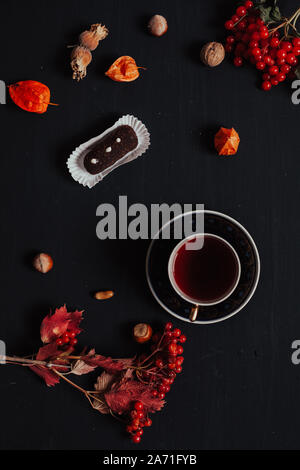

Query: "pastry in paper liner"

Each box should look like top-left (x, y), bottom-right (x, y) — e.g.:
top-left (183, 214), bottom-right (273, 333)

top-left (67, 115), bottom-right (150, 188)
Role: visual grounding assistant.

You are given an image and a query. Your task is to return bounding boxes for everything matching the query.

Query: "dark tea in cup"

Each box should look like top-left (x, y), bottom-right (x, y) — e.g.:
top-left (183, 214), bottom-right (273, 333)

top-left (168, 234), bottom-right (241, 305)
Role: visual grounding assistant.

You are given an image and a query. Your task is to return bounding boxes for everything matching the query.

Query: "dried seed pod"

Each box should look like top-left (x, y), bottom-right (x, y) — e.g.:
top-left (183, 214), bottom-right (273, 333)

top-left (71, 46), bottom-right (92, 81)
top-left (79, 23), bottom-right (109, 51)
top-left (94, 290), bottom-right (114, 300)
top-left (148, 15), bottom-right (168, 37)
top-left (200, 42), bottom-right (225, 67)
top-left (133, 323), bottom-right (153, 343)
top-left (33, 253), bottom-right (53, 274)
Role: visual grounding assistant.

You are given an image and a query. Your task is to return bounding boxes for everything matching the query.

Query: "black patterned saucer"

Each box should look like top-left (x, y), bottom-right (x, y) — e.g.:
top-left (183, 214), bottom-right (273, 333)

top-left (146, 210), bottom-right (260, 324)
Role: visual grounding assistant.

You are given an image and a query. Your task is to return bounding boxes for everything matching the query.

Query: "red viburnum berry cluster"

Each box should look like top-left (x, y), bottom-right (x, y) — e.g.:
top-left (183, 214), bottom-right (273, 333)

top-left (126, 322), bottom-right (187, 444)
top-left (154, 323), bottom-right (186, 376)
top-left (127, 401), bottom-right (153, 444)
top-left (224, 1), bottom-right (300, 90)
top-left (56, 330), bottom-right (78, 347)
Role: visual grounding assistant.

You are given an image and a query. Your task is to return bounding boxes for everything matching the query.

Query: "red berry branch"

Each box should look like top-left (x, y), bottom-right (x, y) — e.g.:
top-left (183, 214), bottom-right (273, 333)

top-left (0, 306), bottom-right (187, 444)
top-left (224, 1), bottom-right (300, 89)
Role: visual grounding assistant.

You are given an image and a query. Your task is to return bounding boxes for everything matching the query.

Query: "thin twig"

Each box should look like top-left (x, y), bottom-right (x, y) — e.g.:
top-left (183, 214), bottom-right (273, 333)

top-left (59, 355), bottom-right (82, 360)
top-left (0, 355), bottom-right (71, 369)
top-left (269, 7), bottom-right (300, 35)
top-left (85, 392), bottom-right (97, 409)
top-left (51, 368), bottom-right (109, 412)
top-left (140, 331), bottom-right (166, 367)
top-left (4, 360), bottom-right (32, 367)
top-left (51, 368), bottom-right (87, 393)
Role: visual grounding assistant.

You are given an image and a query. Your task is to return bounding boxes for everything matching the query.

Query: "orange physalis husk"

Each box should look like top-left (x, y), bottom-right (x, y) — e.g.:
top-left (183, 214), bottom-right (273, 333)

top-left (214, 127), bottom-right (240, 156)
top-left (8, 80), bottom-right (58, 114)
top-left (105, 56), bottom-right (145, 82)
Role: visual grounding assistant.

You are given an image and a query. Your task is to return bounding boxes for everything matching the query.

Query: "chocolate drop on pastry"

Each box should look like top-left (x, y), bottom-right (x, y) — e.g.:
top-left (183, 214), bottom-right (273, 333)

top-left (84, 125), bottom-right (138, 175)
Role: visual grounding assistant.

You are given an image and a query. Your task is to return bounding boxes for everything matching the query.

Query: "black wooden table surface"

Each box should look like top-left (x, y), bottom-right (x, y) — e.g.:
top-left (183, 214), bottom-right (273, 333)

top-left (0, 0), bottom-right (299, 450)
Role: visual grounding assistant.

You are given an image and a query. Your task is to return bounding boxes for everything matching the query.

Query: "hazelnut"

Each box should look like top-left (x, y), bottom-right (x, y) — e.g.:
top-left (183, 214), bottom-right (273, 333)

top-left (133, 323), bottom-right (153, 343)
top-left (79, 23), bottom-right (109, 51)
top-left (94, 290), bottom-right (114, 300)
top-left (200, 42), bottom-right (225, 67)
top-left (33, 253), bottom-right (53, 274)
top-left (148, 15), bottom-right (168, 37)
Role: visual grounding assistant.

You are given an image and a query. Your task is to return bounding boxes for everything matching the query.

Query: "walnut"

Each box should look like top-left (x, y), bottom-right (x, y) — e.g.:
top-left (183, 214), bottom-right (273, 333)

top-left (200, 42), bottom-right (225, 67)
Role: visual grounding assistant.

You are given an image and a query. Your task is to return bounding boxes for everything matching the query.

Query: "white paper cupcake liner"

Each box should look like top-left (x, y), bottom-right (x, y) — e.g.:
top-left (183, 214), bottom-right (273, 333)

top-left (67, 115), bottom-right (150, 188)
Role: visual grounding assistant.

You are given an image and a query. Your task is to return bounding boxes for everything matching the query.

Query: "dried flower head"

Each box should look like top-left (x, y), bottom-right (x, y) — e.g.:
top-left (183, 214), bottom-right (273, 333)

top-left (79, 23), bottom-right (109, 51)
top-left (70, 22), bottom-right (108, 81)
top-left (71, 46), bottom-right (92, 81)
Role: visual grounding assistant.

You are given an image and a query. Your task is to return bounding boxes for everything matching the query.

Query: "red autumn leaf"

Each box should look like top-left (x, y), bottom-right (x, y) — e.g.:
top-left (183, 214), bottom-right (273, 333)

top-left (30, 365), bottom-right (60, 387)
top-left (40, 306), bottom-right (70, 343)
top-left (51, 360), bottom-right (70, 373)
top-left (36, 342), bottom-right (73, 365)
top-left (81, 349), bottom-right (133, 374)
top-left (93, 397), bottom-right (110, 414)
top-left (71, 349), bottom-right (101, 375)
top-left (68, 310), bottom-right (84, 336)
top-left (36, 342), bottom-right (61, 361)
top-left (105, 379), bottom-right (165, 415)
top-left (40, 305), bottom-right (83, 343)
top-left (31, 342), bottom-right (70, 385)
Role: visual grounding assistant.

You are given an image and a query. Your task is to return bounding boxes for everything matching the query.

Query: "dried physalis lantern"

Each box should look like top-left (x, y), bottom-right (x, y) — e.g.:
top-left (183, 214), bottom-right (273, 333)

top-left (71, 23), bottom-right (108, 81)
top-left (105, 56), bottom-right (145, 82)
top-left (214, 127), bottom-right (240, 156)
top-left (8, 80), bottom-right (57, 114)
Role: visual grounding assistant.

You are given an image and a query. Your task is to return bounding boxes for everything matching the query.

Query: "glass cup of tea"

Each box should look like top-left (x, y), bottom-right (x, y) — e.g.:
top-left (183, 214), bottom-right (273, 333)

top-left (168, 233), bottom-right (241, 321)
